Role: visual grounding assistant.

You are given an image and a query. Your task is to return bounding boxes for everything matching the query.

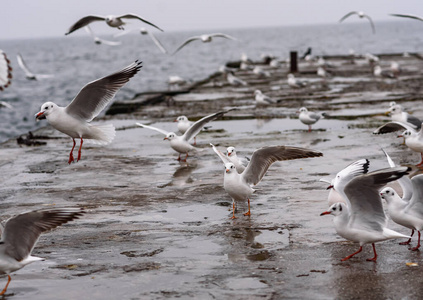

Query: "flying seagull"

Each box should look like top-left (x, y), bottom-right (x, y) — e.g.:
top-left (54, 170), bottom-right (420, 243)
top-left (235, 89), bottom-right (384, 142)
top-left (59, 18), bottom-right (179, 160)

top-left (84, 25), bottom-right (122, 46)
top-left (65, 14), bottom-right (163, 35)
top-left (390, 13), bottom-right (423, 22)
top-left (339, 11), bottom-right (376, 34)
top-left (173, 33), bottom-right (237, 55)
top-left (17, 53), bottom-right (53, 80)
top-left (115, 27), bottom-right (168, 54)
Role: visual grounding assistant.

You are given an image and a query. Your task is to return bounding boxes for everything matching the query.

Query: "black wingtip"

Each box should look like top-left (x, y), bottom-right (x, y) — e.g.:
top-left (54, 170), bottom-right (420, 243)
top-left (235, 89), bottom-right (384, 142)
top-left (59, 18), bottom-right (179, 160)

top-left (363, 159), bottom-right (370, 174)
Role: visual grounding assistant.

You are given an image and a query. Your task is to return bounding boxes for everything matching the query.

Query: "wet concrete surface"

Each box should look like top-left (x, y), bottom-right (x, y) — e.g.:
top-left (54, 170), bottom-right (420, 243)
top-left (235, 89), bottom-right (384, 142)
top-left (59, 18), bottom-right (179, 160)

top-left (2, 54), bottom-right (423, 299)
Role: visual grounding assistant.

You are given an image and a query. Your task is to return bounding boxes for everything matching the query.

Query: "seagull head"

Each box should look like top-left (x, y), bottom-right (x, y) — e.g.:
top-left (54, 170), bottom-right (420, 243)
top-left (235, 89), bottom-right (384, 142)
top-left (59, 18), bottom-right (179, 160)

top-left (254, 90), bottom-right (261, 96)
top-left (226, 147), bottom-right (236, 157)
top-left (320, 203), bottom-right (345, 216)
top-left (140, 28), bottom-right (148, 35)
top-left (175, 116), bottom-right (188, 123)
top-left (387, 104), bottom-right (402, 116)
top-left (287, 73), bottom-right (295, 79)
top-left (225, 163), bottom-right (236, 174)
top-left (35, 101), bottom-right (56, 120)
top-left (297, 107), bottom-right (308, 114)
top-left (380, 187), bottom-right (399, 203)
top-left (164, 132), bottom-right (176, 141)
top-left (398, 130), bottom-right (412, 139)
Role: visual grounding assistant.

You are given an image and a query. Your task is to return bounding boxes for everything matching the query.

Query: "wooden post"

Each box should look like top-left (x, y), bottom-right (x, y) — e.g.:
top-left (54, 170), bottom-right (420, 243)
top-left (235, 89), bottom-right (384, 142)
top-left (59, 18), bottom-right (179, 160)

top-left (290, 51), bottom-right (298, 73)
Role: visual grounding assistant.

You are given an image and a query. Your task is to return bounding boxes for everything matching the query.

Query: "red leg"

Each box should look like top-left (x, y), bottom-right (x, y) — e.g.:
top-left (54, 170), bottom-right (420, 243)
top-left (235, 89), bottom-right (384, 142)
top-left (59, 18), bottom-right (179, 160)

top-left (0, 275), bottom-right (11, 295)
top-left (308, 125), bottom-right (312, 132)
top-left (177, 154), bottom-right (181, 161)
top-left (243, 199), bottom-right (251, 216)
top-left (193, 137), bottom-right (197, 146)
top-left (230, 202), bottom-right (237, 219)
top-left (68, 138), bottom-right (76, 164)
top-left (410, 231), bottom-right (421, 251)
top-left (366, 243), bottom-right (378, 261)
top-left (341, 246), bottom-right (362, 261)
top-left (400, 229), bottom-right (414, 245)
top-left (417, 154), bottom-right (423, 167)
top-left (77, 138), bottom-right (83, 162)
top-left (182, 153), bottom-right (188, 162)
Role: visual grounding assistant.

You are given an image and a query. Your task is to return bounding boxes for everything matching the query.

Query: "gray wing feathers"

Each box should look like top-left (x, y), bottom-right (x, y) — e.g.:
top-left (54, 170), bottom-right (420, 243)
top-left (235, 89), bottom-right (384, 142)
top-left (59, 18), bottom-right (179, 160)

top-left (2, 208), bottom-right (84, 262)
top-left (183, 110), bottom-right (229, 142)
top-left (117, 14), bottom-right (163, 32)
top-left (406, 175), bottom-right (423, 216)
top-left (382, 149), bottom-right (413, 201)
top-left (373, 121), bottom-right (416, 134)
top-left (242, 146), bottom-right (323, 186)
top-left (210, 143), bottom-right (231, 164)
top-left (339, 11), bottom-right (358, 22)
top-left (65, 61), bottom-right (142, 122)
top-left (173, 37), bottom-right (200, 54)
top-left (406, 115), bottom-right (422, 129)
top-left (135, 123), bottom-right (169, 136)
top-left (65, 16), bottom-right (105, 35)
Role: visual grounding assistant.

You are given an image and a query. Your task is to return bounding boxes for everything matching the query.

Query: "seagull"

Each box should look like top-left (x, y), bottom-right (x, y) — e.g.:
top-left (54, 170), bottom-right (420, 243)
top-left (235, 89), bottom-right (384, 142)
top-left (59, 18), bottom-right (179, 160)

top-left (317, 66), bottom-right (331, 79)
top-left (339, 11), bottom-right (376, 34)
top-left (321, 158), bottom-right (370, 206)
top-left (0, 50), bottom-right (12, 91)
top-left (115, 27), bottom-right (167, 54)
top-left (17, 53), bottom-right (53, 80)
top-left (84, 25), bottom-right (122, 46)
top-left (211, 144), bottom-right (323, 218)
top-left (0, 208), bottom-right (84, 295)
top-left (390, 13), bottom-right (423, 22)
top-left (252, 66), bottom-right (270, 78)
top-left (373, 65), bottom-right (395, 78)
top-left (35, 61), bottom-right (142, 164)
top-left (297, 107), bottom-right (322, 132)
top-left (173, 33), bottom-right (237, 55)
top-left (65, 14), bottom-right (163, 35)
top-left (136, 110), bottom-right (232, 162)
top-left (254, 90), bottom-right (276, 106)
top-left (390, 62), bottom-right (401, 78)
top-left (287, 74), bottom-right (307, 88)
top-left (386, 104), bottom-right (421, 130)
top-left (374, 121), bottom-right (423, 166)
top-left (226, 146), bottom-right (247, 173)
top-left (226, 71), bottom-right (247, 86)
top-left (320, 166), bottom-right (411, 262)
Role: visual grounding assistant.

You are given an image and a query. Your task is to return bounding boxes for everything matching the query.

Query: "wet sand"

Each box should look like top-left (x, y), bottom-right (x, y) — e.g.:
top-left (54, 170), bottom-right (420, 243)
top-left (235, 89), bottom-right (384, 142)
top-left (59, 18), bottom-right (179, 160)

top-left (2, 53), bottom-right (423, 299)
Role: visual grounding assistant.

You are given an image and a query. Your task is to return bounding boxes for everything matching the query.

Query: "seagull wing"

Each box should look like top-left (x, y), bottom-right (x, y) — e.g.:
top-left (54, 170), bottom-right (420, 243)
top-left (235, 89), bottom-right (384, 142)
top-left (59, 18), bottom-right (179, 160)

top-left (405, 175), bottom-right (423, 217)
top-left (209, 33), bottom-right (238, 41)
top-left (390, 14), bottom-right (423, 22)
top-left (173, 37), bottom-right (201, 55)
top-left (85, 26), bottom-right (122, 46)
top-left (147, 32), bottom-right (168, 54)
top-left (210, 143), bottom-right (231, 165)
top-left (363, 14), bottom-right (376, 34)
top-left (65, 61), bottom-right (142, 122)
top-left (339, 11), bottom-right (359, 23)
top-left (241, 146), bottom-right (323, 186)
top-left (0, 50), bottom-right (12, 90)
top-left (182, 110), bottom-right (231, 142)
top-left (345, 167), bottom-right (410, 232)
top-left (406, 114), bottom-right (422, 129)
top-left (16, 53), bottom-right (35, 77)
top-left (373, 121), bottom-right (416, 134)
top-left (1, 208), bottom-right (84, 262)
top-left (65, 15), bottom-right (105, 35)
top-left (117, 14), bottom-right (163, 32)
top-left (308, 111), bottom-right (321, 122)
top-left (135, 123), bottom-right (169, 136)
top-left (381, 148), bottom-right (413, 201)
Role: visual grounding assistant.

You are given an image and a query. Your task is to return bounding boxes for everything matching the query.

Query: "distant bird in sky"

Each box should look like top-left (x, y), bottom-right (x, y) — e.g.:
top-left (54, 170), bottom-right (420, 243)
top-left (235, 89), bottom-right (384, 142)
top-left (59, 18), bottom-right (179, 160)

top-left (0, 50), bottom-right (12, 91)
top-left (339, 11), bottom-right (376, 34)
top-left (115, 27), bottom-right (168, 54)
top-left (390, 13), bottom-right (423, 22)
top-left (297, 107), bottom-right (322, 132)
top-left (84, 25), bottom-right (122, 46)
top-left (0, 208), bottom-right (84, 295)
top-left (17, 53), bottom-right (53, 80)
top-left (173, 33), bottom-right (237, 55)
top-left (65, 14), bottom-right (163, 35)
top-left (35, 61), bottom-right (142, 164)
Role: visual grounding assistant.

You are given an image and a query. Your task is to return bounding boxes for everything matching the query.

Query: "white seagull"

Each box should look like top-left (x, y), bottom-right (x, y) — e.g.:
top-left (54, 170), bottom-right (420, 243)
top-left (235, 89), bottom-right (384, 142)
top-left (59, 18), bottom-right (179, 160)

top-left (321, 158), bottom-right (370, 207)
top-left (17, 53), bottom-right (53, 80)
top-left (374, 121), bottom-right (423, 167)
top-left (115, 27), bottom-right (168, 54)
top-left (339, 11), bottom-right (376, 34)
top-left (173, 33), bottom-right (237, 55)
top-left (35, 61), bottom-right (142, 164)
top-left (136, 110), bottom-right (232, 162)
top-left (226, 71), bottom-right (248, 86)
top-left (386, 104), bottom-right (421, 130)
top-left (211, 144), bottom-right (323, 218)
top-left (84, 25), bottom-right (122, 46)
top-left (287, 73), bottom-right (307, 88)
top-left (0, 50), bottom-right (12, 91)
top-left (297, 107), bottom-right (322, 132)
top-left (320, 166), bottom-right (411, 262)
top-left (226, 146), bottom-right (247, 173)
top-left (0, 208), bottom-right (84, 295)
top-left (65, 14), bottom-right (163, 35)
top-left (254, 90), bottom-right (276, 106)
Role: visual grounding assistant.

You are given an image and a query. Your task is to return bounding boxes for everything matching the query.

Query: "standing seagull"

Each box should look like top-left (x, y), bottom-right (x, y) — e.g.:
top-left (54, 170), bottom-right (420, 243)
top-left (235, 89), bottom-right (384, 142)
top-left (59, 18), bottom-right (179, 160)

top-left (254, 90), bottom-right (276, 105)
top-left (297, 107), bottom-right (322, 132)
top-left (287, 74), bottom-right (307, 88)
top-left (115, 27), bottom-right (168, 54)
top-left (387, 104), bottom-right (421, 130)
top-left (0, 50), bottom-right (12, 91)
top-left (0, 208), bottom-right (84, 295)
top-left (17, 53), bottom-right (53, 80)
top-left (35, 61), bottom-right (142, 164)
top-left (320, 167), bottom-right (411, 262)
top-left (84, 25), bottom-right (122, 46)
top-left (339, 11), bottom-right (376, 34)
top-left (136, 110), bottom-right (232, 162)
top-left (65, 14), bottom-right (163, 35)
top-left (226, 71), bottom-right (248, 86)
top-left (173, 33), bottom-right (237, 55)
top-left (211, 144), bottom-right (323, 218)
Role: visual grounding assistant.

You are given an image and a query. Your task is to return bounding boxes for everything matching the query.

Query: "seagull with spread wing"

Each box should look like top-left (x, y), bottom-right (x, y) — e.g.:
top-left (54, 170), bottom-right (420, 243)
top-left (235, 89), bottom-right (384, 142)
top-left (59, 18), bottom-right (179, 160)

top-left (390, 13), bottom-right (423, 22)
top-left (35, 61), bottom-right (142, 164)
top-left (173, 33), bottom-right (237, 55)
top-left (0, 50), bottom-right (12, 91)
top-left (84, 25), bottom-right (122, 46)
top-left (0, 208), bottom-right (84, 295)
top-left (17, 53), bottom-right (53, 80)
top-left (211, 144), bottom-right (323, 218)
top-left (115, 27), bottom-right (168, 54)
top-left (65, 14), bottom-right (163, 35)
top-left (339, 11), bottom-right (376, 34)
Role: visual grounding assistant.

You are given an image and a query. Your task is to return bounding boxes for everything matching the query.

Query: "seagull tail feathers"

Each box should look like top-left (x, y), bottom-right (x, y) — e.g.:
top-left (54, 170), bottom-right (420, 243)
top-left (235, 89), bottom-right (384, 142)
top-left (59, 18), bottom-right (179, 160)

top-left (383, 228), bottom-right (411, 240)
top-left (87, 124), bottom-right (116, 145)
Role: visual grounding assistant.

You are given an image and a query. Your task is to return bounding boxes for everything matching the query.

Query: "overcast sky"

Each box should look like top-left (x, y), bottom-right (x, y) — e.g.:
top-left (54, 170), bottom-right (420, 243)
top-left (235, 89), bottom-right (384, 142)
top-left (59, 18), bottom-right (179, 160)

top-left (1, 0), bottom-right (422, 39)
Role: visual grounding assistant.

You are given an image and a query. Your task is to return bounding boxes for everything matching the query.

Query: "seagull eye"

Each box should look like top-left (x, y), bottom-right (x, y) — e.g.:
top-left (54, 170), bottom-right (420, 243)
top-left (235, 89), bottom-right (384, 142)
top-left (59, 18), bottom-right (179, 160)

top-left (332, 207), bottom-right (336, 211)
top-left (339, 206), bottom-right (342, 211)
top-left (44, 106), bottom-right (48, 110)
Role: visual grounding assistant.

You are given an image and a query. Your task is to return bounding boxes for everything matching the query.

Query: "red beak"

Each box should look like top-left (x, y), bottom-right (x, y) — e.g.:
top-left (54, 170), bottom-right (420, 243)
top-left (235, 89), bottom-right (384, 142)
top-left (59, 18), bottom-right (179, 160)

top-left (320, 211), bottom-right (331, 216)
top-left (326, 185), bottom-right (333, 190)
top-left (397, 135), bottom-right (403, 138)
top-left (226, 169), bottom-right (230, 173)
top-left (228, 153), bottom-right (231, 156)
top-left (163, 137), bottom-right (168, 140)
top-left (35, 111), bottom-right (46, 120)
